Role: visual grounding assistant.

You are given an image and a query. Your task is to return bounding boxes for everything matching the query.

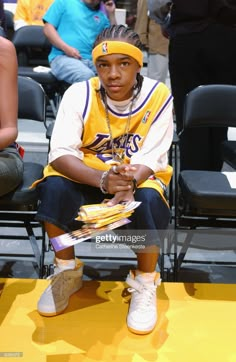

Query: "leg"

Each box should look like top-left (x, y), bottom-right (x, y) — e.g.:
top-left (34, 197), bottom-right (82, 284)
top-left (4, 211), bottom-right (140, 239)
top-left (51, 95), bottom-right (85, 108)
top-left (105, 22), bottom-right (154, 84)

top-left (126, 188), bottom-right (170, 334)
top-left (136, 245), bottom-right (159, 273)
top-left (45, 222), bottom-right (75, 260)
top-left (36, 177), bottom-right (105, 316)
top-left (0, 148), bottom-right (23, 196)
top-left (129, 187), bottom-right (170, 272)
top-left (50, 55), bottom-right (96, 84)
top-left (147, 53), bottom-right (168, 84)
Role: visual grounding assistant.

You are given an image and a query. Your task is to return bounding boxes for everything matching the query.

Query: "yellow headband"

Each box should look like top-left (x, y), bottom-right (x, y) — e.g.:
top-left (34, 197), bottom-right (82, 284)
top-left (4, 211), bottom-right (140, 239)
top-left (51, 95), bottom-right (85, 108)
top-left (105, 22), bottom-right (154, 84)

top-left (92, 41), bottom-right (143, 67)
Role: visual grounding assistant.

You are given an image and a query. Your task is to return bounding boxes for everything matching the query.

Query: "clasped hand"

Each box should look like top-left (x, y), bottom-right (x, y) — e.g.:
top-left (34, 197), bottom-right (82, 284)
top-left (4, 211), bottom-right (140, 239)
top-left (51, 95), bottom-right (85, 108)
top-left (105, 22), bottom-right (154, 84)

top-left (105, 164), bottom-right (136, 206)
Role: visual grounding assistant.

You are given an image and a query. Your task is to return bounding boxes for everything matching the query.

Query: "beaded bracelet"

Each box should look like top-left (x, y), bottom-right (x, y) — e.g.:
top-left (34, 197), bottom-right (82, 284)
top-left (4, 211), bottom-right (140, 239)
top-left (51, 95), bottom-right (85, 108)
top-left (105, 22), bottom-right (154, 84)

top-left (100, 171), bottom-right (109, 194)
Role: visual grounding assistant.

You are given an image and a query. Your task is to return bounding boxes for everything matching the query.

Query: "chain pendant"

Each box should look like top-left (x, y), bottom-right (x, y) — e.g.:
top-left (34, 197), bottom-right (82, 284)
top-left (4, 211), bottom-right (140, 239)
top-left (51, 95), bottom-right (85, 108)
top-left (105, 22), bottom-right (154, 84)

top-left (103, 89), bottom-right (135, 167)
top-left (113, 153), bottom-right (124, 164)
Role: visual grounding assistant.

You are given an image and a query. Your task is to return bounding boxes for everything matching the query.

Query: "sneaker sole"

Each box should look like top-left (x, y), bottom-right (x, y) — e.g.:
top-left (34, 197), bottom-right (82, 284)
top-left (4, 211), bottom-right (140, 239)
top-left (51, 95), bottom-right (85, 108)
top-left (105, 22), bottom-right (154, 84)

top-left (127, 325), bottom-right (156, 335)
top-left (38, 309), bottom-right (66, 317)
top-left (38, 280), bottom-right (83, 317)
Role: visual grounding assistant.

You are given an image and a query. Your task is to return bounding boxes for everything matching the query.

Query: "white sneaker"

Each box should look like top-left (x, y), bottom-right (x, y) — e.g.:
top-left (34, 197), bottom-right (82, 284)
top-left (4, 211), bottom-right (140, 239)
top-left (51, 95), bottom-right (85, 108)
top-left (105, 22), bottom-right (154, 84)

top-left (126, 270), bottom-right (161, 334)
top-left (37, 259), bottom-right (84, 316)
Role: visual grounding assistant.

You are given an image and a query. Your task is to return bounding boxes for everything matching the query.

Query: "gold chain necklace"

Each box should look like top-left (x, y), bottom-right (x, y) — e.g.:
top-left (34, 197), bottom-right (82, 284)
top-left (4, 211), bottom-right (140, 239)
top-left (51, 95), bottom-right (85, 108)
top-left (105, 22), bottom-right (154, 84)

top-left (103, 93), bottom-right (135, 164)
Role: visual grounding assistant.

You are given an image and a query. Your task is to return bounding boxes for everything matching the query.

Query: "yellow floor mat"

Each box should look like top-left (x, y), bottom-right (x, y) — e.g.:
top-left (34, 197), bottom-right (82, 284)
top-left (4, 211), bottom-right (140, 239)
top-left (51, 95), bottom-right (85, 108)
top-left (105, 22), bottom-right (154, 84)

top-left (0, 278), bottom-right (236, 362)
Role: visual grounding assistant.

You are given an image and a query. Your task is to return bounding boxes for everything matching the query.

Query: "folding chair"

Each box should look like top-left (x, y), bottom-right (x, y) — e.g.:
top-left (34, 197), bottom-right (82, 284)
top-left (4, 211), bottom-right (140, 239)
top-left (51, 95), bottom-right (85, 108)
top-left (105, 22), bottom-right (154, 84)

top-left (0, 26), bottom-right (5, 37)
top-left (12, 25), bottom-right (67, 118)
top-left (221, 140), bottom-right (236, 170)
top-left (173, 84), bottom-right (236, 280)
top-left (0, 76), bottom-right (47, 278)
top-left (3, 9), bottom-right (14, 40)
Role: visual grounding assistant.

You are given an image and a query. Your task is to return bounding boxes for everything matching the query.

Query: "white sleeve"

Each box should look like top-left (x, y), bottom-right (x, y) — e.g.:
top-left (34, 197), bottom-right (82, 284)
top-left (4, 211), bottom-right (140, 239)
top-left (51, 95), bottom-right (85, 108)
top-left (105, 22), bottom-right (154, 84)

top-left (130, 100), bottom-right (173, 172)
top-left (48, 83), bottom-right (87, 163)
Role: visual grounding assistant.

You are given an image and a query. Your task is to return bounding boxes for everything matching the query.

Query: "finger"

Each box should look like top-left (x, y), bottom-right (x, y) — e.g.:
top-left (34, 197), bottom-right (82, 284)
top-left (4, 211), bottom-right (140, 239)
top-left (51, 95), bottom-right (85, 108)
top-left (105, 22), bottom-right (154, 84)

top-left (113, 165), bottom-right (136, 177)
top-left (106, 196), bottom-right (118, 206)
top-left (111, 165), bottom-right (119, 174)
top-left (114, 185), bottom-right (133, 194)
top-left (107, 193), bottom-right (134, 206)
top-left (119, 164), bottom-right (136, 172)
top-left (111, 178), bottom-right (133, 188)
top-left (120, 166), bottom-right (136, 176)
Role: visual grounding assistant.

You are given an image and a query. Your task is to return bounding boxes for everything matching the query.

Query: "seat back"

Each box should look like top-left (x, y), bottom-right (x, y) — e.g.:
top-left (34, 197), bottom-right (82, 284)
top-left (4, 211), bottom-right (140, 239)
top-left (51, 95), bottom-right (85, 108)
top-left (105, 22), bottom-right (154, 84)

top-left (12, 26), bottom-right (64, 119)
top-left (12, 25), bottom-right (51, 66)
top-left (18, 76), bottom-right (46, 122)
top-left (4, 9), bottom-right (14, 40)
top-left (0, 26), bottom-right (5, 37)
top-left (183, 84), bottom-right (236, 130)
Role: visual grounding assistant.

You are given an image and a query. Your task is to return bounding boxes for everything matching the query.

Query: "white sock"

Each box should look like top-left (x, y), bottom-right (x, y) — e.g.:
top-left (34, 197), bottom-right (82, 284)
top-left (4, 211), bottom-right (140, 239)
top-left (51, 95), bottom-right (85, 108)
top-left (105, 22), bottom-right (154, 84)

top-left (135, 270), bottom-right (157, 283)
top-left (55, 257), bottom-right (76, 271)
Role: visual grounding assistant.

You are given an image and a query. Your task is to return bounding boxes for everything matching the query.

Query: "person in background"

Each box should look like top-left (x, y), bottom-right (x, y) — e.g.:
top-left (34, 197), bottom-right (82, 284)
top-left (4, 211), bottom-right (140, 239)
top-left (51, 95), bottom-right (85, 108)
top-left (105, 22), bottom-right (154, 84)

top-left (135, 0), bottom-right (169, 84)
top-left (149, 0), bottom-right (236, 171)
top-left (0, 0), bottom-right (6, 33)
top-left (14, 0), bottom-right (54, 31)
top-left (32, 24), bottom-right (173, 335)
top-left (0, 36), bottom-right (24, 197)
top-left (43, 0), bottom-right (116, 85)
top-left (100, 0), bottom-right (116, 16)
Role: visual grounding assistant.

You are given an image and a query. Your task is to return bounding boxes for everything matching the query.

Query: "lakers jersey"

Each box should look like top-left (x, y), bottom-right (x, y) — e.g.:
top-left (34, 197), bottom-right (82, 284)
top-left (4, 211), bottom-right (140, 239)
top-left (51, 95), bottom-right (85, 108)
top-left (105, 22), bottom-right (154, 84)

top-left (32, 76), bottom-right (173, 201)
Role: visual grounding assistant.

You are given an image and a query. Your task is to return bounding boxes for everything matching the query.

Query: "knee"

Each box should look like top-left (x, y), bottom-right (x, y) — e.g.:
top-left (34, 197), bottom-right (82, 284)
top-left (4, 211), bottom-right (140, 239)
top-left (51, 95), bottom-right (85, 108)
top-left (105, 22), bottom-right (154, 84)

top-left (76, 68), bottom-right (95, 82)
top-left (135, 188), bottom-right (170, 228)
top-left (136, 188), bottom-right (162, 205)
top-left (38, 177), bottom-right (68, 199)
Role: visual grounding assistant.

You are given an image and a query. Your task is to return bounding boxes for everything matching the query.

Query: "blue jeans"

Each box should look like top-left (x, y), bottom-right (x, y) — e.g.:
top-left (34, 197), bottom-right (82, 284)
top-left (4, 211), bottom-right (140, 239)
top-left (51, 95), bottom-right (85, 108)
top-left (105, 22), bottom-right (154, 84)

top-left (50, 55), bottom-right (97, 84)
top-left (36, 176), bottom-right (171, 248)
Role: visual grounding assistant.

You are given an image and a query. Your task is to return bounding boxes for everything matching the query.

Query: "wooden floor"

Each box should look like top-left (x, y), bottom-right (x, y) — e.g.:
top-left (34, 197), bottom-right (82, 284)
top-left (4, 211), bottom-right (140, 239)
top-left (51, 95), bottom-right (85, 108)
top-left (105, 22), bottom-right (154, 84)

top-left (0, 278), bottom-right (236, 362)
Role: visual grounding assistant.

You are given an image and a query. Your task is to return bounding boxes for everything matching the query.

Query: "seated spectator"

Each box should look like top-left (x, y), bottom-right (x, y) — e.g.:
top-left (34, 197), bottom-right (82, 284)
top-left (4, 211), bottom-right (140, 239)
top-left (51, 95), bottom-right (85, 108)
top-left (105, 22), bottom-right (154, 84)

top-left (135, 0), bottom-right (169, 84)
top-left (0, 36), bottom-right (24, 196)
top-left (43, 0), bottom-right (117, 84)
top-left (33, 24), bottom-right (173, 335)
top-left (14, 0), bottom-right (54, 31)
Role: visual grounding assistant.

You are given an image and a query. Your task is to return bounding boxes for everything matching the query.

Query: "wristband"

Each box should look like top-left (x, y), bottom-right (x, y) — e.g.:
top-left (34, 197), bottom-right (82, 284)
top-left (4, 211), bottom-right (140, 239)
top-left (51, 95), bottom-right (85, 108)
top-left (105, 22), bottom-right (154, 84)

top-left (132, 178), bottom-right (137, 194)
top-left (100, 171), bottom-right (109, 194)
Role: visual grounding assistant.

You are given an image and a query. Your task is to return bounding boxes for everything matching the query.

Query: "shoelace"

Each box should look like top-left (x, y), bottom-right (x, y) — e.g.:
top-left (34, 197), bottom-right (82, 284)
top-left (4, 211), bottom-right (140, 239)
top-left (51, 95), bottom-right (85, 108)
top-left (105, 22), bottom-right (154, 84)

top-left (127, 277), bottom-right (161, 310)
top-left (44, 271), bottom-right (72, 297)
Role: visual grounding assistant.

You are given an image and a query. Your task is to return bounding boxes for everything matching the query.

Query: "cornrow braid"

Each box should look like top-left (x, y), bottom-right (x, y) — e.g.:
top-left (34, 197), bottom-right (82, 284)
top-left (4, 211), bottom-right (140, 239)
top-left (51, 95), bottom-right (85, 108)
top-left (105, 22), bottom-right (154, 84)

top-left (93, 24), bottom-right (143, 50)
top-left (94, 25), bottom-right (144, 100)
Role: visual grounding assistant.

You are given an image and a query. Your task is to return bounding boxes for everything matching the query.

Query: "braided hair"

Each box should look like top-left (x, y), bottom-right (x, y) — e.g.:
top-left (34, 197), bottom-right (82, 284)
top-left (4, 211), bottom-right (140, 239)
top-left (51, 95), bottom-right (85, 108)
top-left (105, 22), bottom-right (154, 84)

top-left (94, 24), bottom-right (143, 49)
top-left (94, 24), bottom-right (144, 101)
